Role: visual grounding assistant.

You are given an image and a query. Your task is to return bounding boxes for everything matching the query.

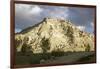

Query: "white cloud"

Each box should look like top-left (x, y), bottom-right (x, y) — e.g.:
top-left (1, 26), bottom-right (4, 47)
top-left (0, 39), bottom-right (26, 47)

top-left (29, 6), bottom-right (43, 14)
top-left (15, 4), bottom-right (31, 14)
top-left (15, 4), bottom-right (93, 33)
top-left (15, 4), bottom-right (43, 26)
top-left (44, 6), bottom-right (69, 19)
top-left (15, 28), bottom-right (22, 33)
top-left (15, 4), bottom-right (69, 21)
top-left (48, 7), bottom-right (69, 19)
top-left (50, 11), bottom-right (68, 19)
top-left (91, 22), bottom-right (94, 27)
top-left (76, 26), bottom-right (85, 31)
top-left (15, 4), bottom-right (43, 16)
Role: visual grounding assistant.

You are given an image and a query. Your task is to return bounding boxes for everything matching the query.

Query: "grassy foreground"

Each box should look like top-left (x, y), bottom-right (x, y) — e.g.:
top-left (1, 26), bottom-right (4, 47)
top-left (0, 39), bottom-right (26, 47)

top-left (15, 51), bottom-right (96, 65)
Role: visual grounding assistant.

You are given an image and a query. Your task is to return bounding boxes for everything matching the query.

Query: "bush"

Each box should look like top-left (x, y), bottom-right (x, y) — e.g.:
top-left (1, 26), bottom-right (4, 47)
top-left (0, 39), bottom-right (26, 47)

top-left (85, 44), bottom-right (90, 51)
top-left (51, 51), bottom-right (64, 57)
top-left (41, 37), bottom-right (50, 53)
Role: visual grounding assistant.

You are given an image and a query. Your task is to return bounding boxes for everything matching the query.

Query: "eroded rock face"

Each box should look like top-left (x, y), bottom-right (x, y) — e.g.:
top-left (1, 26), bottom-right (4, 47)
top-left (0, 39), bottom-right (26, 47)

top-left (15, 18), bottom-right (94, 54)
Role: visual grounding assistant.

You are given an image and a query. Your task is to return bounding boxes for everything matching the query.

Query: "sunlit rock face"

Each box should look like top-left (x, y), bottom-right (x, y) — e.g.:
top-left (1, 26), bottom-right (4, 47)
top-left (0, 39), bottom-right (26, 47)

top-left (15, 18), bottom-right (94, 54)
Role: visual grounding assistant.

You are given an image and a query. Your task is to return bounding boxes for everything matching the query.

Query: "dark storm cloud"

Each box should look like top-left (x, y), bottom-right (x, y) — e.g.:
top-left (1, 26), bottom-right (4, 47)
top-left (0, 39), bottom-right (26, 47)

top-left (68, 7), bottom-right (94, 26)
top-left (15, 4), bottom-right (95, 33)
top-left (39, 5), bottom-right (69, 19)
top-left (67, 7), bottom-right (95, 33)
top-left (15, 4), bottom-right (44, 30)
top-left (15, 4), bottom-right (69, 32)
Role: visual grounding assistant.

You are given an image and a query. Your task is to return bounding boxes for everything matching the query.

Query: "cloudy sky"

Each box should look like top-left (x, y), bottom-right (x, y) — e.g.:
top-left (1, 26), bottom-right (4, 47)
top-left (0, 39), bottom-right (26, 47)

top-left (15, 4), bottom-right (95, 34)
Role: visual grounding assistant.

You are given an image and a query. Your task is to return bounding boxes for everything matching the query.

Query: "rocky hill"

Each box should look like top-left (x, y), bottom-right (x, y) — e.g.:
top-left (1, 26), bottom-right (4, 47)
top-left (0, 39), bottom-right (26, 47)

top-left (15, 18), bottom-right (94, 54)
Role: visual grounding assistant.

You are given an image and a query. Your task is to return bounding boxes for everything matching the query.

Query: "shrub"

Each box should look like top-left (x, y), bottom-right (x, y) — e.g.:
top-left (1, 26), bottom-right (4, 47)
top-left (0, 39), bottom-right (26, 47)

top-left (41, 37), bottom-right (50, 53)
top-left (85, 44), bottom-right (90, 51)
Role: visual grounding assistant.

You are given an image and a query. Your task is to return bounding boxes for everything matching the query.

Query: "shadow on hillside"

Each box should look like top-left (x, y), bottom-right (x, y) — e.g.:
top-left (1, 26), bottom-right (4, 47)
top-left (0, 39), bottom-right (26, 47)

top-left (15, 51), bottom-right (96, 65)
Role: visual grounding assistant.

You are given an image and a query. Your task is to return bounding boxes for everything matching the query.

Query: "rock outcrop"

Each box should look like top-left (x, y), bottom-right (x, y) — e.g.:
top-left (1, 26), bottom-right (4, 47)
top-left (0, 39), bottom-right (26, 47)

top-left (15, 18), bottom-right (94, 54)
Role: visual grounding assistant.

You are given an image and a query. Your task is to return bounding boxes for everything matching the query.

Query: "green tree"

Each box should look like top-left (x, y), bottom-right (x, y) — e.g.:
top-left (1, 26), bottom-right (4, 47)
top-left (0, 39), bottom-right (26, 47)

top-left (67, 26), bottom-right (74, 43)
top-left (21, 43), bottom-right (32, 55)
top-left (41, 37), bottom-right (50, 53)
top-left (85, 44), bottom-right (90, 51)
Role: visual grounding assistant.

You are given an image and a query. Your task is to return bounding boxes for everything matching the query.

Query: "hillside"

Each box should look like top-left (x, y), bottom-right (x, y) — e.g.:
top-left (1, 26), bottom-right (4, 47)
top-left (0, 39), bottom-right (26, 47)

top-left (15, 18), bottom-right (94, 53)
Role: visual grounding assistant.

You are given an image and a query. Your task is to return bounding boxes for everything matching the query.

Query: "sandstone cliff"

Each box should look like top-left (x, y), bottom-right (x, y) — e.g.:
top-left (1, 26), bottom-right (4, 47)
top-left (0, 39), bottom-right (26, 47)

top-left (15, 18), bottom-right (94, 54)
